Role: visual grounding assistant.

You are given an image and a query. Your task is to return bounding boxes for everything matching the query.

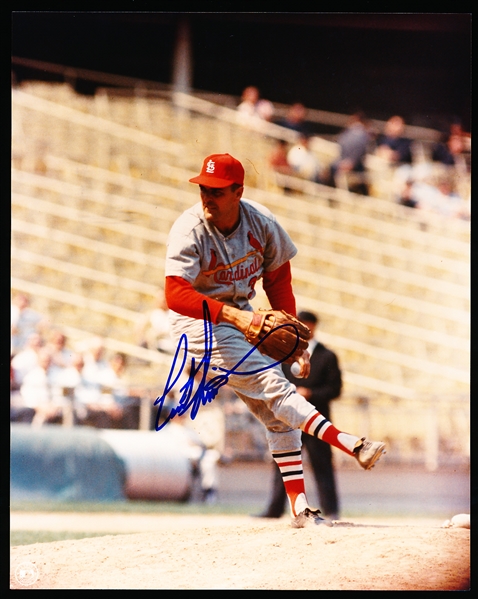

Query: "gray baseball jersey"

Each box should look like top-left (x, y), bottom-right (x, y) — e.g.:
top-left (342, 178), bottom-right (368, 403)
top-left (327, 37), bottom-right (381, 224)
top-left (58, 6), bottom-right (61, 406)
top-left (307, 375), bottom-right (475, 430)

top-left (165, 198), bottom-right (297, 312)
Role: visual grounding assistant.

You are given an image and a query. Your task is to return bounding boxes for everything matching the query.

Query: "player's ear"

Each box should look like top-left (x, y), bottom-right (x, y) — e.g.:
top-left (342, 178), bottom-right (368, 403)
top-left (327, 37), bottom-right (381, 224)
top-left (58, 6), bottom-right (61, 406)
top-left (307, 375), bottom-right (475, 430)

top-left (234, 184), bottom-right (244, 200)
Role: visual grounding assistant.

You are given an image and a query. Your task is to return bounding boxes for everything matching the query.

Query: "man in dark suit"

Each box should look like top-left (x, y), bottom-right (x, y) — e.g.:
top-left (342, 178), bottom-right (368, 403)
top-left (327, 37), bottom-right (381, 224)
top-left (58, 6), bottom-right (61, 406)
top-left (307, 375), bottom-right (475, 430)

top-left (257, 311), bottom-right (342, 520)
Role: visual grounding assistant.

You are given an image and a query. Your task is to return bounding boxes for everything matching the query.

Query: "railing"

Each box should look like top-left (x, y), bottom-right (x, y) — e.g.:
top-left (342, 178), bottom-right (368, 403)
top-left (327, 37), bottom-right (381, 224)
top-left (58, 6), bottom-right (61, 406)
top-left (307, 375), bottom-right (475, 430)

top-left (12, 88), bottom-right (470, 244)
top-left (269, 172), bottom-right (471, 245)
top-left (12, 55), bottom-right (446, 143)
top-left (12, 88), bottom-right (185, 158)
top-left (14, 62), bottom-right (464, 212)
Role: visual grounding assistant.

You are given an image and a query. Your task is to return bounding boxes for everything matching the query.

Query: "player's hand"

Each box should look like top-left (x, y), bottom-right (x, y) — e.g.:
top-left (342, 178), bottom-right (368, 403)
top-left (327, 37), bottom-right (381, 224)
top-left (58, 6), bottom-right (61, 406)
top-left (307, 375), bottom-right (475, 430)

top-left (217, 304), bottom-right (255, 333)
top-left (297, 350), bottom-right (310, 378)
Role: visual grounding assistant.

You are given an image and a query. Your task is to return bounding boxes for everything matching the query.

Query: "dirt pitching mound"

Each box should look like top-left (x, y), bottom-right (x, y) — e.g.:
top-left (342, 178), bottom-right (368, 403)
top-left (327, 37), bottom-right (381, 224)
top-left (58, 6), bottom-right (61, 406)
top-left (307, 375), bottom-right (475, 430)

top-left (10, 513), bottom-right (470, 590)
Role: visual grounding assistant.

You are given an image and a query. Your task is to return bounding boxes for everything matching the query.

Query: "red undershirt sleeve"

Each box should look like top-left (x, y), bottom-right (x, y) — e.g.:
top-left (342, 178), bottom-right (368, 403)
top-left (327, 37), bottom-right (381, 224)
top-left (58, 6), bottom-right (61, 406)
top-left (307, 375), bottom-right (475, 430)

top-left (165, 276), bottom-right (225, 324)
top-left (262, 261), bottom-right (297, 315)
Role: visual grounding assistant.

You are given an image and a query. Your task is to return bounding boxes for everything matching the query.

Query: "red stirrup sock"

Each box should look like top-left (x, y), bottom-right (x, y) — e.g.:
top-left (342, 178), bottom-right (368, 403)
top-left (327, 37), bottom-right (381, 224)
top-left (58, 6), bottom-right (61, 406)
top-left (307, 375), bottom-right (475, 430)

top-left (301, 410), bottom-right (361, 456)
top-left (272, 450), bottom-right (309, 517)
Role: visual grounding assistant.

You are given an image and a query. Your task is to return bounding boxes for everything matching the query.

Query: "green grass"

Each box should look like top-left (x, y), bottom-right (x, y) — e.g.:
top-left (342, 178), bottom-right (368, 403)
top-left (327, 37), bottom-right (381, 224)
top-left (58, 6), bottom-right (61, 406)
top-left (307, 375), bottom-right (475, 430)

top-left (10, 500), bottom-right (258, 547)
top-left (10, 499), bottom-right (254, 515)
top-left (10, 499), bottom-right (454, 547)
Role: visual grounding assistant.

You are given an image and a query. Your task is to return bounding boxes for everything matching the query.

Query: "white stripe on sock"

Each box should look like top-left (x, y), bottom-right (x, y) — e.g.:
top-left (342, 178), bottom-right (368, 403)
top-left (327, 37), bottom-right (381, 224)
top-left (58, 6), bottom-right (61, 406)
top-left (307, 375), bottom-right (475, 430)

top-left (337, 432), bottom-right (361, 453)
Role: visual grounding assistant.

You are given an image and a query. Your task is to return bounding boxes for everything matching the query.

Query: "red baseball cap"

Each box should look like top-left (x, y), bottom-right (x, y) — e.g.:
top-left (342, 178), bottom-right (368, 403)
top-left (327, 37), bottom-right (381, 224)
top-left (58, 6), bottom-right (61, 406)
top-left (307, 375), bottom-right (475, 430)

top-left (189, 153), bottom-right (245, 187)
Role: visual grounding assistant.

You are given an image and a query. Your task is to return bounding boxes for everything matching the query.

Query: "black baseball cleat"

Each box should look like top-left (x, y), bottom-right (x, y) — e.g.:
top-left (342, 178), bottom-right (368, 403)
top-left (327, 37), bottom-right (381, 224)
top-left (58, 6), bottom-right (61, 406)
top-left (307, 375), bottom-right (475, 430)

top-left (354, 437), bottom-right (386, 470)
top-left (291, 508), bottom-right (334, 528)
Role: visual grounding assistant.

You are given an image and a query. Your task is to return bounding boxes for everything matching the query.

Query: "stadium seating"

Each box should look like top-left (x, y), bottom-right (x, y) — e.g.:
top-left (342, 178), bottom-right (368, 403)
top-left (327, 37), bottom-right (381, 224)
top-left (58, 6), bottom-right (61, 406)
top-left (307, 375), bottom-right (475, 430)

top-left (11, 81), bottom-right (470, 467)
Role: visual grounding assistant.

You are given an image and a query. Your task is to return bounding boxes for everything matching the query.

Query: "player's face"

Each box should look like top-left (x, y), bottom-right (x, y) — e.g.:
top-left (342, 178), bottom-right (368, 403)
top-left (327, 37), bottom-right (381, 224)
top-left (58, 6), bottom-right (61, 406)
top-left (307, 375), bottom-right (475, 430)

top-left (199, 184), bottom-right (243, 235)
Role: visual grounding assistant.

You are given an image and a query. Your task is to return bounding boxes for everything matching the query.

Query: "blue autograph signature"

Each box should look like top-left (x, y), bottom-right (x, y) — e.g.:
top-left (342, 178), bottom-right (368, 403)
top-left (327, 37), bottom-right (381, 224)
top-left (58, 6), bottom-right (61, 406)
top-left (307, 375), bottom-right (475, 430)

top-left (154, 301), bottom-right (302, 431)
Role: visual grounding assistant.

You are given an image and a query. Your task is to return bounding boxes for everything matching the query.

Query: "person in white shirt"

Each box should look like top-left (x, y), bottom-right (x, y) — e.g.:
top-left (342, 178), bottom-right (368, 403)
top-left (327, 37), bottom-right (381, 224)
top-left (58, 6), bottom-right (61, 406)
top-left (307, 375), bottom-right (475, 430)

top-left (237, 85), bottom-right (274, 126)
top-left (136, 291), bottom-right (175, 354)
top-left (20, 347), bottom-right (65, 425)
top-left (46, 329), bottom-right (73, 368)
top-left (56, 352), bottom-right (102, 424)
top-left (81, 337), bottom-right (111, 385)
top-left (11, 332), bottom-right (44, 388)
top-left (11, 293), bottom-right (48, 355)
top-left (287, 133), bottom-right (323, 183)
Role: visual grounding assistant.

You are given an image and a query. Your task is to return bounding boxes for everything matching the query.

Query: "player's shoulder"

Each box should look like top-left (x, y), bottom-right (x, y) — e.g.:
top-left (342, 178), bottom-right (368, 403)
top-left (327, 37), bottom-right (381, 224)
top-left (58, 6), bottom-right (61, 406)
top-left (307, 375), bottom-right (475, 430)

top-left (170, 202), bottom-right (205, 235)
top-left (241, 198), bottom-right (277, 222)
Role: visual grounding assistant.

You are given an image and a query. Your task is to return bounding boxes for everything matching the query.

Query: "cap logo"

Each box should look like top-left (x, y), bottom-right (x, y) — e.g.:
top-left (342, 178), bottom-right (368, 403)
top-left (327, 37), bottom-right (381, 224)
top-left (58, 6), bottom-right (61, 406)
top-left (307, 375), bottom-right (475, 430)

top-left (206, 160), bottom-right (215, 173)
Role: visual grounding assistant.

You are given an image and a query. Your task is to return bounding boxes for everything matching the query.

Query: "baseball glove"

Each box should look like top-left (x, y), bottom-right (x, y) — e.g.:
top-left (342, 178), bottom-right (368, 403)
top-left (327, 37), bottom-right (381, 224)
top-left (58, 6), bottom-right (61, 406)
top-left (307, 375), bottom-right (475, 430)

top-left (245, 309), bottom-right (311, 364)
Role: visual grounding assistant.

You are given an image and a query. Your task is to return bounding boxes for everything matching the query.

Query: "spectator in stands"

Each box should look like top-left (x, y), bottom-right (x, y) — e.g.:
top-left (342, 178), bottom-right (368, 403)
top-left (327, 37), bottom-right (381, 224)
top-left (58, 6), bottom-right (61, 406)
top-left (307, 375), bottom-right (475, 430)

top-left (78, 336), bottom-right (118, 426)
top-left (11, 332), bottom-right (44, 388)
top-left (10, 356), bottom-right (35, 423)
top-left (237, 85), bottom-right (275, 125)
top-left (11, 293), bottom-right (49, 356)
top-left (448, 117), bottom-right (471, 151)
top-left (435, 176), bottom-right (469, 219)
top-left (46, 329), bottom-right (73, 368)
top-left (19, 347), bottom-right (65, 426)
top-left (269, 139), bottom-right (293, 175)
top-left (276, 102), bottom-right (310, 136)
top-left (68, 350), bottom-right (144, 429)
top-left (81, 336), bottom-right (111, 383)
top-left (325, 111), bottom-right (373, 195)
top-left (376, 117), bottom-right (422, 202)
top-left (431, 133), bottom-right (468, 172)
top-left (400, 173), bottom-right (469, 221)
top-left (430, 119), bottom-right (470, 213)
top-left (375, 115), bottom-right (413, 166)
top-left (55, 352), bottom-right (99, 425)
top-left (287, 133), bottom-right (324, 183)
top-left (433, 117), bottom-right (471, 154)
top-left (136, 290), bottom-right (175, 354)
top-left (74, 339), bottom-right (126, 428)
top-left (268, 139), bottom-right (295, 193)
top-left (100, 352), bottom-right (144, 429)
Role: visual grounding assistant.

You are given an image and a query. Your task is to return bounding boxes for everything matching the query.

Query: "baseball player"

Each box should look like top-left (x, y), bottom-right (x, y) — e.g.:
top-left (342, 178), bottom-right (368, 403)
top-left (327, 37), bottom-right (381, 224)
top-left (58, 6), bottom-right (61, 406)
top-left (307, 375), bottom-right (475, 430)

top-left (163, 153), bottom-right (386, 527)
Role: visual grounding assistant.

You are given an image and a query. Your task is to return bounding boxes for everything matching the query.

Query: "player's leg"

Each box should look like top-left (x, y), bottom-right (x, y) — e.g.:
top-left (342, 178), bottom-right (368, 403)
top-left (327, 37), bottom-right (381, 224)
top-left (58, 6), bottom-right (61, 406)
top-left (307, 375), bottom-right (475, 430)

top-left (272, 448), bottom-right (313, 519)
top-left (230, 368), bottom-right (385, 470)
top-left (271, 445), bottom-right (333, 528)
top-left (233, 392), bottom-right (306, 517)
top-left (255, 461), bottom-right (287, 518)
top-left (235, 392), bottom-right (329, 526)
top-left (300, 407), bottom-right (386, 470)
top-left (245, 372), bottom-right (385, 471)
top-left (302, 433), bottom-right (340, 519)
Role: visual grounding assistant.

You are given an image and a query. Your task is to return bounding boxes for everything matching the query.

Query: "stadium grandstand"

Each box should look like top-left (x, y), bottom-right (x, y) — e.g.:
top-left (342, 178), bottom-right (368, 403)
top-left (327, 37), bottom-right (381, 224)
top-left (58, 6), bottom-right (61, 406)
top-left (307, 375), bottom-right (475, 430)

top-left (11, 53), bottom-right (470, 470)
